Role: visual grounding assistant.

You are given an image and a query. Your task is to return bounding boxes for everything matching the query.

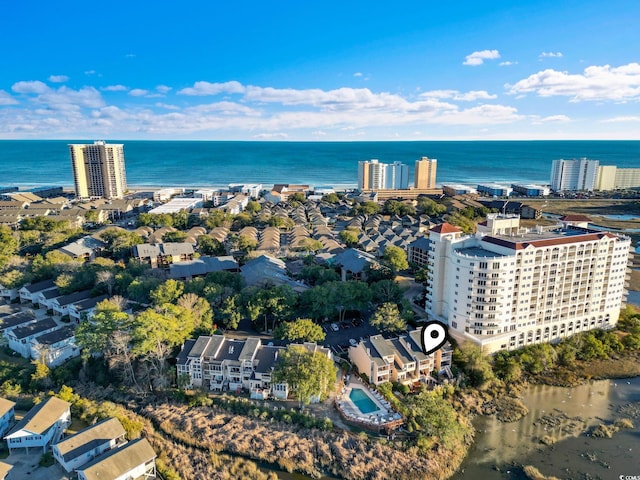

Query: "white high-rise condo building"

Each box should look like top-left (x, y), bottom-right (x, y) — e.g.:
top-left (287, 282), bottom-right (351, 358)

top-left (357, 159), bottom-right (409, 190)
top-left (550, 158), bottom-right (599, 192)
top-left (425, 214), bottom-right (631, 353)
top-left (69, 141), bottom-right (127, 199)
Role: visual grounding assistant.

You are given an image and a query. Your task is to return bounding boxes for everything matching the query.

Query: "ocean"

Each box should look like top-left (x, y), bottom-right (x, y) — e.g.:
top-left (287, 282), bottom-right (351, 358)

top-left (1, 140), bottom-right (639, 189)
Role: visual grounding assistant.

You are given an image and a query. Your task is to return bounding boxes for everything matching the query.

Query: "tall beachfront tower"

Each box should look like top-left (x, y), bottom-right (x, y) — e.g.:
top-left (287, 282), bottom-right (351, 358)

top-left (424, 214), bottom-right (631, 353)
top-left (358, 159), bottom-right (409, 190)
top-left (550, 158), bottom-right (599, 192)
top-left (414, 157), bottom-right (437, 189)
top-left (69, 141), bottom-right (127, 199)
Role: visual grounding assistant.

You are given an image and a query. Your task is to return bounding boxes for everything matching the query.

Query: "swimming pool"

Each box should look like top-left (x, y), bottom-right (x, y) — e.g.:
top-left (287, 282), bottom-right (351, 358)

top-left (349, 387), bottom-right (379, 414)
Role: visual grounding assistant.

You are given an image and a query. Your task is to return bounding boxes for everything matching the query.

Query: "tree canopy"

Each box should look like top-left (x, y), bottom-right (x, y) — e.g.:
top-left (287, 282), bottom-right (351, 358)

top-left (272, 345), bottom-right (337, 405)
top-left (369, 302), bottom-right (407, 333)
top-left (274, 319), bottom-right (326, 343)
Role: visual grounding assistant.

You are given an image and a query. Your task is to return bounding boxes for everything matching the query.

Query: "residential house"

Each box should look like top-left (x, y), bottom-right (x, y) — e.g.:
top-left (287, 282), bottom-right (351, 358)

top-left (0, 398), bottom-right (15, 437)
top-left (349, 331), bottom-right (452, 386)
top-left (241, 255), bottom-right (308, 292)
top-left (0, 282), bottom-right (19, 302)
top-left (4, 397), bottom-right (71, 453)
top-left (169, 256), bottom-right (239, 280)
top-left (331, 248), bottom-right (379, 281)
top-left (76, 437), bottom-right (156, 480)
top-left (0, 310), bottom-right (37, 335)
top-left (52, 417), bottom-right (126, 473)
top-left (219, 194), bottom-right (249, 215)
top-left (5, 317), bottom-right (60, 358)
top-left (264, 184), bottom-right (309, 204)
top-left (50, 290), bottom-right (93, 318)
top-left (131, 242), bottom-right (195, 268)
top-left (67, 294), bottom-right (109, 323)
top-left (57, 236), bottom-right (106, 262)
top-left (36, 287), bottom-right (62, 311)
top-left (30, 326), bottom-right (79, 368)
top-left (18, 279), bottom-right (57, 304)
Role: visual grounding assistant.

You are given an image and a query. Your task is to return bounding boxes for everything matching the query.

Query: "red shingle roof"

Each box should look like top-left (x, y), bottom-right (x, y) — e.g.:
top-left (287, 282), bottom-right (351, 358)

top-left (559, 214), bottom-right (591, 222)
top-left (430, 223), bottom-right (462, 234)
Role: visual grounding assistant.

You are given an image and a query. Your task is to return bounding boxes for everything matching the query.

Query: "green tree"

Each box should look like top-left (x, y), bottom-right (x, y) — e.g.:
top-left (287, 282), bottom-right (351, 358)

top-left (0, 225), bottom-right (18, 267)
top-left (219, 294), bottom-right (242, 330)
top-left (245, 200), bottom-right (262, 214)
top-left (177, 293), bottom-right (213, 331)
top-left (417, 197), bottom-right (447, 217)
top-left (197, 235), bottom-right (226, 256)
top-left (150, 279), bottom-right (185, 305)
top-left (163, 231), bottom-right (188, 243)
top-left (294, 238), bottom-right (323, 253)
top-left (370, 303), bottom-right (407, 333)
top-left (454, 342), bottom-right (495, 388)
top-left (322, 193), bottom-right (340, 204)
top-left (352, 201), bottom-right (380, 216)
top-left (75, 302), bottom-right (132, 360)
top-left (274, 318), bottom-right (326, 343)
top-left (288, 192), bottom-right (307, 204)
top-left (370, 279), bottom-right (403, 304)
top-left (272, 345), bottom-right (337, 405)
top-left (338, 228), bottom-right (359, 247)
top-left (126, 276), bottom-right (163, 303)
top-left (414, 267), bottom-right (429, 285)
top-left (383, 200), bottom-right (416, 216)
top-left (383, 245), bottom-right (409, 272)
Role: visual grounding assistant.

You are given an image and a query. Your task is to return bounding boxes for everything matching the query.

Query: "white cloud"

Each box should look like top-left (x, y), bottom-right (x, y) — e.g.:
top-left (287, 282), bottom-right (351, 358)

top-left (178, 81), bottom-right (245, 96)
top-left (156, 85), bottom-right (172, 94)
top-left (508, 62), bottom-right (640, 101)
top-left (531, 114), bottom-right (571, 124)
top-left (12, 81), bottom-right (50, 94)
top-left (48, 75), bottom-right (69, 83)
top-left (463, 49), bottom-right (500, 66)
top-left (129, 89), bottom-right (149, 97)
top-left (312, 130), bottom-right (327, 136)
top-left (186, 101), bottom-right (261, 116)
top-left (499, 61), bottom-right (518, 66)
top-left (102, 85), bottom-right (128, 92)
top-left (253, 132), bottom-right (289, 139)
top-left (601, 116), bottom-right (640, 123)
top-left (0, 90), bottom-right (18, 105)
top-left (539, 51), bottom-right (563, 58)
top-left (155, 102), bottom-right (181, 110)
top-left (353, 72), bottom-right (363, 77)
top-left (420, 89), bottom-right (497, 101)
top-left (84, 70), bottom-right (96, 75)
top-left (125, 53), bottom-right (136, 58)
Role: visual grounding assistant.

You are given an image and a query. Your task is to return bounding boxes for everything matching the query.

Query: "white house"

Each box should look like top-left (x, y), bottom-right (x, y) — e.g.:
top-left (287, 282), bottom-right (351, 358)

top-left (76, 437), bottom-right (156, 480)
top-left (4, 397), bottom-right (71, 453)
top-left (0, 310), bottom-right (37, 335)
top-left (51, 290), bottom-right (93, 318)
top-left (36, 288), bottom-right (62, 310)
top-left (0, 283), bottom-right (19, 301)
top-left (67, 294), bottom-right (109, 323)
top-left (0, 398), bottom-right (15, 437)
top-left (52, 417), bottom-right (126, 473)
top-left (5, 317), bottom-right (60, 358)
top-left (30, 326), bottom-right (79, 368)
top-left (18, 279), bottom-right (57, 304)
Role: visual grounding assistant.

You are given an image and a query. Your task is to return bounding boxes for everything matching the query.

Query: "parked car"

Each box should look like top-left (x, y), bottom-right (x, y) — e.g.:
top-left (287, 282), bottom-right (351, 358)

top-left (330, 323), bottom-right (339, 332)
top-left (349, 338), bottom-right (358, 347)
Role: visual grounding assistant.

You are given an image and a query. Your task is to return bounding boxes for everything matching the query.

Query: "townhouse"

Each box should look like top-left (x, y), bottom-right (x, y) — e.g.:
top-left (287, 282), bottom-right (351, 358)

top-left (4, 397), bottom-right (71, 453)
top-left (349, 330), bottom-right (452, 386)
top-left (0, 398), bottom-right (15, 437)
top-left (52, 417), bottom-right (127, 473)
top-left (30, 326), bottom-right (79, 368)
top-left (177, 335), bottom-right (332, 401)
top-left (5, 317), bottom-right (60, 358)
top-left (76, 437), bottom-right (156, 480)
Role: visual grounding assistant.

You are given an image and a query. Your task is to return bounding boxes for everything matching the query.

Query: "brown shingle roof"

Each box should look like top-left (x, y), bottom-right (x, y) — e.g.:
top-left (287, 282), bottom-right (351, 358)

top-left (430, 223), bottom-right (461, 234)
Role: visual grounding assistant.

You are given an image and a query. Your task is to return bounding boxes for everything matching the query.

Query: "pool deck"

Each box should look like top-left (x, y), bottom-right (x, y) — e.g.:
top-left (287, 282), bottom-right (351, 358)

top-left (335, 378), bottom-right (402, 429)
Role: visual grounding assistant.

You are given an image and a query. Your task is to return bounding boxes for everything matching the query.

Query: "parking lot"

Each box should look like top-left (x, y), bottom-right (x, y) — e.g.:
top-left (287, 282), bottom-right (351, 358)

top-left (320, 319), bottom-right (379, 356)
top-left (2, 452), bottom-right (69, 480)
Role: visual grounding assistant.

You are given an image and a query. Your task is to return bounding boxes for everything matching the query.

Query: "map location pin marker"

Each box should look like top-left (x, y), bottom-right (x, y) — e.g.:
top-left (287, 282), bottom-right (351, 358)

top-left (420, 320), bottom-right (449, 355)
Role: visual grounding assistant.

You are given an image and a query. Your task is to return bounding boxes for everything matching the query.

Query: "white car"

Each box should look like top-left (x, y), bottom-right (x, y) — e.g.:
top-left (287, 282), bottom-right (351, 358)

top-left (330, 323), bottom-right (339, 332)
top-left (349, 338), bottom-right (358, 347)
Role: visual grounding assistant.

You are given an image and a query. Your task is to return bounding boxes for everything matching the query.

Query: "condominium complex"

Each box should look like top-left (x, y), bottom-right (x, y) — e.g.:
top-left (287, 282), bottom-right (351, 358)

top-left (358, 157), bottom-right (438, 191)
top-left (425, 214), bottom-right (631, 353)
top-left (596, 166), bottom-right (640, 191)
top-left (550, 158), bottom-right (599, 191)
top-left (357, 159), bottom-right (409, 190)
top-left (414, 157), bottom-right (437, 189)
top-left (69, 141), bottom-right (127, 199)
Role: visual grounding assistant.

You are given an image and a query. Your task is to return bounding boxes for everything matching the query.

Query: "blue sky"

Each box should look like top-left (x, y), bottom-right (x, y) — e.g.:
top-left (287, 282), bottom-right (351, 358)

top-left (1, 0), bottom-right (639, 140)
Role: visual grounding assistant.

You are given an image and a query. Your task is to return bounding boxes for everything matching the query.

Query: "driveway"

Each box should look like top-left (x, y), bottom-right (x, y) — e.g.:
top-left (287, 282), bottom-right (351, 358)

top-left (3, 451), bottom-right (69, 480)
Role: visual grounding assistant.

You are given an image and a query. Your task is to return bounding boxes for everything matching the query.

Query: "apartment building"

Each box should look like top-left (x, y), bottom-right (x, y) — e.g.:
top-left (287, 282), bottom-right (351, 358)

top-left (348, 330), bottom-right (452, 386)
top-left (550, 158), bottom-right (599, 192)
top-left (176, 335), bottom-right (332, 401)
top-left (358, 160), bottom-right (409, 190)
top-left (425, 214), bottom-right (631, 353)
top-left (414, 157), bottom-right (437, 189)
top-left (69, 141), bottom-right (127, 199)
